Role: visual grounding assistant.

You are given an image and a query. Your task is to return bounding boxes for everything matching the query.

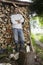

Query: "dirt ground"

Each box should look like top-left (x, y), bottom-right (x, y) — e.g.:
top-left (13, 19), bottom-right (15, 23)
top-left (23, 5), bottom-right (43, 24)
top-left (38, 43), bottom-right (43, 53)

top-left (0, 51), bottom-right (43, 65)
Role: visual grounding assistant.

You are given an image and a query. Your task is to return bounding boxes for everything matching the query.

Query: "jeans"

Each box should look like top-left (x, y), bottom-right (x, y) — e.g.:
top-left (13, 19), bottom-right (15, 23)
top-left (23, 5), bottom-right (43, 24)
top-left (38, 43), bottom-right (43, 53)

top-left (12, 28), bottom-right (24, 45)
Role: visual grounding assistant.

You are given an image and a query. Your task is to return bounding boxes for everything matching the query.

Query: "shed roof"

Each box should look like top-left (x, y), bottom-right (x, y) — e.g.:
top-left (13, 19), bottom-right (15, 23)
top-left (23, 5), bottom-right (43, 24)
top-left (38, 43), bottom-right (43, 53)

top-left (0, 0), bottom-right (33, 6)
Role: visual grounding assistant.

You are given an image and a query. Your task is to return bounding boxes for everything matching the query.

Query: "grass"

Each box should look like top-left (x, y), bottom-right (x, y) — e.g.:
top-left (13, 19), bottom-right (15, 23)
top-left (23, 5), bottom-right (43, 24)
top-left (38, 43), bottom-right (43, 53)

top-left (0, 46), bottom-right (13, 58)
top-left (36, 34), bottom-right (43, 43)
top-left (39, 36), bottom-right (43, 43)
top-left (31, 33), bottom-right (43, 43)
top-left (31, 37), bottom-right (43, 60)
top-left (0, 54), bottom-right (8, 58)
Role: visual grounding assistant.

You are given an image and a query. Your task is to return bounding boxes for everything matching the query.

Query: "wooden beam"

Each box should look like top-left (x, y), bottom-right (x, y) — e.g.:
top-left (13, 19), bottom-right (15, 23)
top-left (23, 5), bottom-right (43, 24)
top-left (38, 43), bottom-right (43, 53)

top-left (0, 0), bottom-right (30, 6)
top-left (15, 2), bottom-right (30, 6)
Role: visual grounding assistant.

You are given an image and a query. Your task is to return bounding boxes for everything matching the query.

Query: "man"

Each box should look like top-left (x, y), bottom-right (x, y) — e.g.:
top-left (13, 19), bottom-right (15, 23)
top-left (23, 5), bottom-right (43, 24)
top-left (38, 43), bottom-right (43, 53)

top-left (11, 8), bottom-right (25, 52)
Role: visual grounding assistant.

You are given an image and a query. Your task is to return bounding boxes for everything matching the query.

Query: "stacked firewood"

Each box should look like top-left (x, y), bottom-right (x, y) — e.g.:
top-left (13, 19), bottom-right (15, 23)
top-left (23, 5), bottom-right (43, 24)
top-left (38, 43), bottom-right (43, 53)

top-left (20, 7), bottom-right (30, 44)
top-left (0, 2), bottom-right (30, 49)
top-left (0, 2), bottom-right (14, 49)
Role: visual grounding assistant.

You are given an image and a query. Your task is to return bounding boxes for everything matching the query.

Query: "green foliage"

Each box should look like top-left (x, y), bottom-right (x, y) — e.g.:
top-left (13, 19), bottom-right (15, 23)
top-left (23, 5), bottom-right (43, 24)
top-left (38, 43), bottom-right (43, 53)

top-left (39, 16), bottom-right (43, 26)
top-left (32, 16), bottom-right (36, 20)
top-left (31, 34), bottom-right (43, 60)
top-left (35, 34), bottom-right (43, 43)
top-left (39, 36), bottom-right (43, 43)
top-left (6, 45), bottom-right (13, 53)
top-left (31, 15), bottom-right (43, 60)
top-left (0, 54), bottom-right (8, 58)
top-left (29, 0), bottom-right (43, 15)
top-left (32, 16), bottom-right (43, 27)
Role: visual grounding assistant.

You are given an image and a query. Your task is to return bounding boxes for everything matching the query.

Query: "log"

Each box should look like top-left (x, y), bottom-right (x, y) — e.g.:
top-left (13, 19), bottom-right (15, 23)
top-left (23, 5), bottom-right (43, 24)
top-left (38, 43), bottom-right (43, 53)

top-left (0, 14), bottom-right (5, 17)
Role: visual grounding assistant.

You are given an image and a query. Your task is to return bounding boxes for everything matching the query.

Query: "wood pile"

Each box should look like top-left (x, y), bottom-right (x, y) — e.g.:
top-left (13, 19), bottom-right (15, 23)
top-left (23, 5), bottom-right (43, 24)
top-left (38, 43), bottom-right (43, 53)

top-left (0, 2), bottom-right (30, 49)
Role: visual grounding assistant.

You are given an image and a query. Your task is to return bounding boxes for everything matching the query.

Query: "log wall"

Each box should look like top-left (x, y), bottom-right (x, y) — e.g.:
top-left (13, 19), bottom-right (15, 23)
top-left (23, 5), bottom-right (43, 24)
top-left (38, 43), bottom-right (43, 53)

top-left (0, 1), bottom-right (30, 49)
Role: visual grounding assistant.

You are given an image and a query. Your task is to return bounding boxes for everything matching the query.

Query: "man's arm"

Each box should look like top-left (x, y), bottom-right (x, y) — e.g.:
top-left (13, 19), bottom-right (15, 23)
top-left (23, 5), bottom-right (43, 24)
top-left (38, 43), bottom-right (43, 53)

top-left (10, 15), bottom-right (18, 24)
top-left (20, 15), bottom-right (24, 23)
top-left (15, 14), bottom-right (24, 24)
top-left (15, 20), bottom-right (20, 23)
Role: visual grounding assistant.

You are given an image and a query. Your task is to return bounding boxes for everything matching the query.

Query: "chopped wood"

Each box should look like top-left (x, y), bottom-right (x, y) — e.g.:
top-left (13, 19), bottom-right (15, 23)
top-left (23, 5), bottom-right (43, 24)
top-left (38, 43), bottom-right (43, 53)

top-left (0, 2), bottom-right (31, 51)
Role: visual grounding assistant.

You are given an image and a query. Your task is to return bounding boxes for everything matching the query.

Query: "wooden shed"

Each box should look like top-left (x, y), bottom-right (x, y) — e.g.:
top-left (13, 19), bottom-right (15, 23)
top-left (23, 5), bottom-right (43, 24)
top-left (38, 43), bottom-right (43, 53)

top-left (0, 0), bottom-right (33, 51)
top-left (0, 1), bottom-right (36, 65)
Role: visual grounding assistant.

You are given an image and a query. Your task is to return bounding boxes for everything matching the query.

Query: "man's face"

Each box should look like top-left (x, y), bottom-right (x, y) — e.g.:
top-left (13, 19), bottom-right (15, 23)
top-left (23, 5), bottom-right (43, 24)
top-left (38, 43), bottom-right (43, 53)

top-left (15, 8), bottom-right (19, 13)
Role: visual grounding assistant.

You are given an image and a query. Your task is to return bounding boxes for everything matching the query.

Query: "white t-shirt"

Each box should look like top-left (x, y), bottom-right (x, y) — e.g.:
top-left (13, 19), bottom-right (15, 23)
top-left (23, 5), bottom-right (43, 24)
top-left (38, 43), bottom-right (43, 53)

top-left (11, 14), bottom-right (24, 29)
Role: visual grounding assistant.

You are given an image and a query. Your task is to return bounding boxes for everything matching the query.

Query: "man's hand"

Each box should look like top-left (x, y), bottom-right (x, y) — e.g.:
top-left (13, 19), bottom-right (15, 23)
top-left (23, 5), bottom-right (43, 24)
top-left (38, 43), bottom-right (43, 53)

top-left (15, 20), bottom-right (20, 23)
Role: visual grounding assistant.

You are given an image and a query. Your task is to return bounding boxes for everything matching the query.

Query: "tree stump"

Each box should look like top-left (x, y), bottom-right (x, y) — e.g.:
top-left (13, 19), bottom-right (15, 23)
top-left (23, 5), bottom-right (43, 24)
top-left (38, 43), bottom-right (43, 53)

top-left (17, 51), bottom-right (35, 65)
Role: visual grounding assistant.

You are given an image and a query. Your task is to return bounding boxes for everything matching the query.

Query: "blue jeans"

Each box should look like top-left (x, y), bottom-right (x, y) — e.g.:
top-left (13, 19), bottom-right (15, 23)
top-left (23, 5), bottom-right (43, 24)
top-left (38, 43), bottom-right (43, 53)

top-left (12, 28), bottom-right (24, 45)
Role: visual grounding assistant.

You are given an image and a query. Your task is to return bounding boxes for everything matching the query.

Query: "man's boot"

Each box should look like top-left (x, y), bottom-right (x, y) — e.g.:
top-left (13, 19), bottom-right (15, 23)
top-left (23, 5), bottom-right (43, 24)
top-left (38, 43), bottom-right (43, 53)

top-left (20, 44), bottom-right (25, 52)
top-left (15, 44), bottom-right (19, 52)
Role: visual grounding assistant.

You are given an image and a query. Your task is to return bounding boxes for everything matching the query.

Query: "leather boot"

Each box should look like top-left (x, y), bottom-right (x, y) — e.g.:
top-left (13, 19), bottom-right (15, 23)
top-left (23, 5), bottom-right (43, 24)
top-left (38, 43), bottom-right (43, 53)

top-left (15, 44), bottom-right (19, 52)
top-left (20, 44), bottom-right (25, 52)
